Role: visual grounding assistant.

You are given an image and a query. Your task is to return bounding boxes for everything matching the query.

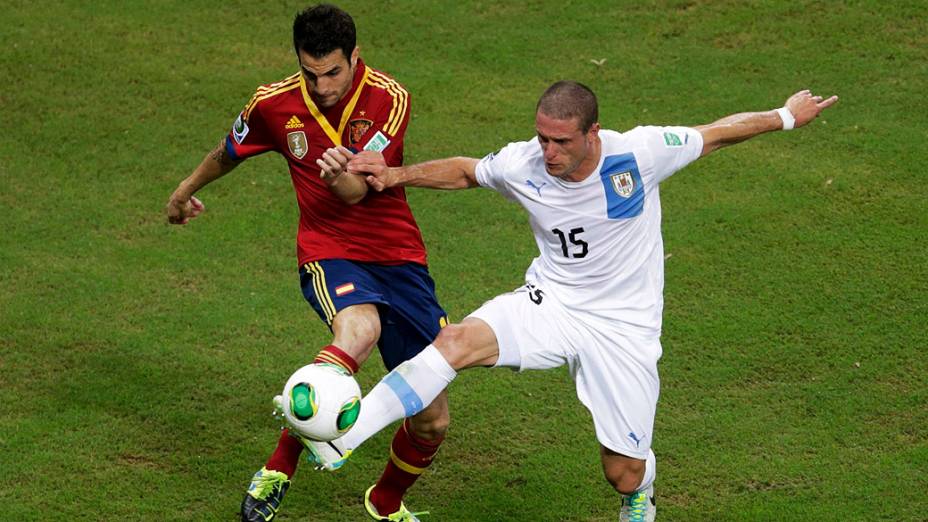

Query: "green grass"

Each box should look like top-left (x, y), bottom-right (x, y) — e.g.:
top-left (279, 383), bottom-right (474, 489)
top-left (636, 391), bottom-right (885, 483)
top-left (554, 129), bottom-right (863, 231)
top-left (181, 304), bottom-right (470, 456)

top-left (1, 0), bottom-right (926, 520)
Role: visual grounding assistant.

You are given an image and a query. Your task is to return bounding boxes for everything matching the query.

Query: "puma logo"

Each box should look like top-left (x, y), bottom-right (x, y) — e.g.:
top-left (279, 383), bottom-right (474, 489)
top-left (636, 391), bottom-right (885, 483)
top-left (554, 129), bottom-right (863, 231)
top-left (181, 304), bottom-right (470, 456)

top-left (525, 179), bottom-right (547, 197)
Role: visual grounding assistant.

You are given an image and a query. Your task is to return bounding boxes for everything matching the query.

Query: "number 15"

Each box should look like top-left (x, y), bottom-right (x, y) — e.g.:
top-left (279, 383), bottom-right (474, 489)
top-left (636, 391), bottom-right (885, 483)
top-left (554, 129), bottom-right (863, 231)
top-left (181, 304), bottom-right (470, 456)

top-left (552, 227), bottom-right (588, 258)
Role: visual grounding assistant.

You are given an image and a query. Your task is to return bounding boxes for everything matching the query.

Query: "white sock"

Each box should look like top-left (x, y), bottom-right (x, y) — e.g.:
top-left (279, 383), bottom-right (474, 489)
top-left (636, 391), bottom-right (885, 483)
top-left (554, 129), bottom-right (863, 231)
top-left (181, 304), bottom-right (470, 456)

top-left (638, 449), bottom-right (657, 492)
top-left (342, 344), bottom-right (456, 449)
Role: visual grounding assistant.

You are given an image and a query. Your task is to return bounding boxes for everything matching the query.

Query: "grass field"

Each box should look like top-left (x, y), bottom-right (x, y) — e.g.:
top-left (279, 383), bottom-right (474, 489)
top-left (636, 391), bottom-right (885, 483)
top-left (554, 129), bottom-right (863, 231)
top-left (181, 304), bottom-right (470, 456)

top-left (1, 1), bottom-right (926, 520)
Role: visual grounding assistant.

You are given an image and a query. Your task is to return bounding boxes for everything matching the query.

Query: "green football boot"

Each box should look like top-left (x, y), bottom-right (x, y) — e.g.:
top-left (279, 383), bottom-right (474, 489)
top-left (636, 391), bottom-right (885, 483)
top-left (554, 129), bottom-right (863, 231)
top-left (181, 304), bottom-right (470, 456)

top-left (364, 485), bottom-right (429, 521)
top-left (240, 467), bottom-right (290, 522)
top-left (619, 485), bottom-right (655, 522)
top-left (273, 394), bottom-right (354, 471)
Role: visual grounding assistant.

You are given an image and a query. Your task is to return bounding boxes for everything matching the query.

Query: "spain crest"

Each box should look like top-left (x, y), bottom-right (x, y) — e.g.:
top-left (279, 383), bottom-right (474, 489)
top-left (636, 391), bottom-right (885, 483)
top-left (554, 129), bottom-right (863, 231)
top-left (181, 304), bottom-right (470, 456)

top-left (349, 118), bottom-right (373, 145)
top-left (610, 171), bottom-right (635, 198)
top-left (287, 131), bottom-right (308, 159)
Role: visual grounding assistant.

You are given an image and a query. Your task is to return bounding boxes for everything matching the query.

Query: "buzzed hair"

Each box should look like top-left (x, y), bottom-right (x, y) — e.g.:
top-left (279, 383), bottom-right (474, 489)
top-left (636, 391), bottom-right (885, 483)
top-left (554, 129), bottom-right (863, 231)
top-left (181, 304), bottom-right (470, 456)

top-left (293, 4), bottom-right (356, 59)
top-left (536, 81), bottom-right (599, 132)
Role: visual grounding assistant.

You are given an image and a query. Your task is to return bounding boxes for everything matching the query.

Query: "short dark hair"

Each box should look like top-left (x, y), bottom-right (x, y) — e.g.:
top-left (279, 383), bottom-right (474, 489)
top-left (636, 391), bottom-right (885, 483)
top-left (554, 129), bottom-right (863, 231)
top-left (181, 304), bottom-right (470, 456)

top-left (536, 81), bottom-right (599, 132)
top-left (293, 4), bottom-right (356, 59)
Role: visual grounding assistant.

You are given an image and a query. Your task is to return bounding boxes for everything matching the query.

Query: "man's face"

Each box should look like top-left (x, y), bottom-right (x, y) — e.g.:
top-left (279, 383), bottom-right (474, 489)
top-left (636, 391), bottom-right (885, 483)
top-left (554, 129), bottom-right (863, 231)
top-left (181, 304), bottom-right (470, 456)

top-left (298, 47), bottom-right (358, 109)
top-left (535, 111), bottom-right (600, 179)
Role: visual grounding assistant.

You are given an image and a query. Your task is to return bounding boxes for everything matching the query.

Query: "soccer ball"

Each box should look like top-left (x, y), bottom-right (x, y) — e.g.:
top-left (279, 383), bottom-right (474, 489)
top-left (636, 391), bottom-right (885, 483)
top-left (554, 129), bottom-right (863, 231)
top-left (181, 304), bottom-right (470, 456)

top-left (281, 363), bottom-right (362, 441)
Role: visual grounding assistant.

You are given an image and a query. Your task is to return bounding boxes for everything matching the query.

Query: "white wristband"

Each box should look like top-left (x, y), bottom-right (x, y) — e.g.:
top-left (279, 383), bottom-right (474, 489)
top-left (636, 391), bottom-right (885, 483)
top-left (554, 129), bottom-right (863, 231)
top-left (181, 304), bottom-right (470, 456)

top-left (775, 106), bottom-right (795, 130)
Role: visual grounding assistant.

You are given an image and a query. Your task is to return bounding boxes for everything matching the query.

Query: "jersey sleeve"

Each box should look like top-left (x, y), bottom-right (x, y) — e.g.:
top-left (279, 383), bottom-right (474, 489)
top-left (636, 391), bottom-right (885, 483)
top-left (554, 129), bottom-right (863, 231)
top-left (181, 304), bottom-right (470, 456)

top-left (356, 73), bottom-right (410, 168)
top-left (474, 142), bottom-right (521, 201)
top-left (224, 92), bottom-right (277, 161)
top-left (633, 125), bottom-right (703, 184)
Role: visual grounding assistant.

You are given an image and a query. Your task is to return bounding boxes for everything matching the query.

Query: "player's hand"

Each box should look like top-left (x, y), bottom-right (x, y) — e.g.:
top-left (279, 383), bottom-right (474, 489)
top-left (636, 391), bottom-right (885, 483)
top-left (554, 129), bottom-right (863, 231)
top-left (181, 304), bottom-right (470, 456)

top-left (348, 151), bottom-right (394, 192)
top-left (785, 89), bottom-right (838, 128)
top-left (316, 146), bottom-right (355, 185)
top-left (165, 194), bottom-right (204, 225)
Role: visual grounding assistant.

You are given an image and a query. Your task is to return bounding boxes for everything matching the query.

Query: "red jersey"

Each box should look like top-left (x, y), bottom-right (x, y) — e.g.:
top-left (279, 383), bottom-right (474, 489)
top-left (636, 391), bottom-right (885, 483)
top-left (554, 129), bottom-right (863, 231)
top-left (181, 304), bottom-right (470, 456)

top-left (224, 59), bottom-right (427, 266)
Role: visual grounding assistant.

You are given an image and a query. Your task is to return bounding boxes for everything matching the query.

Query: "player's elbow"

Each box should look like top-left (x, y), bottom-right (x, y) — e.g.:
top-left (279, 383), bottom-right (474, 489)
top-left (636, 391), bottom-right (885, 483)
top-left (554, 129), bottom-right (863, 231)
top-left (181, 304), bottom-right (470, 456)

top-left (335, 184), bottom-right (369, 205)
top-left (339, 192), bottom-right (366, 205)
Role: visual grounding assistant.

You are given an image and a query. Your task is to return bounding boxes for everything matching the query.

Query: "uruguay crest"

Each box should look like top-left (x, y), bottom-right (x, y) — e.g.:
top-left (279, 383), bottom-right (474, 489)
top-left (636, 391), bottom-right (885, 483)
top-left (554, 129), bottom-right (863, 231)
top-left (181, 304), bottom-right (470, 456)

top-left (610, 171), bottom-right (635, 198)
top-left (287, 131), bottom-right (308, 159)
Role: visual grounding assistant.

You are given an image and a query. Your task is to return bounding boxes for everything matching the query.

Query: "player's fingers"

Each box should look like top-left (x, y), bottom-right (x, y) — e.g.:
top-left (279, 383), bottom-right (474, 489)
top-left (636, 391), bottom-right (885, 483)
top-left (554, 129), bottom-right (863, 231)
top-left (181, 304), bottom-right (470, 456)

top-left (365, 175), bottom-right (384, 191)
top-left (348, 158), bottom-right (372, 173)
top-left (818, 95), bottom-right (839, 108)
top-left (335, 145), bottom-right (355, 159)
top-left (324, 147), bottom-right (342, 163)
top-left (316, 158), bottom-right (333, 177)
top-left (190, 196), bottom-right (204, 211)
top-left (328, 147), bottom-right (351, 168)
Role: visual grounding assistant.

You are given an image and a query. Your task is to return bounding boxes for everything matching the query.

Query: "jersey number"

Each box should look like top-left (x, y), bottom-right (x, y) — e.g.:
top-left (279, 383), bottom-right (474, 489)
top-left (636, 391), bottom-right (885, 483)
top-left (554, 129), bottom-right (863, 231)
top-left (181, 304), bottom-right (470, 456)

top-left (527, 284), bottom-right (544, 305)
top-left (552, 227), bottom-right (588, 258)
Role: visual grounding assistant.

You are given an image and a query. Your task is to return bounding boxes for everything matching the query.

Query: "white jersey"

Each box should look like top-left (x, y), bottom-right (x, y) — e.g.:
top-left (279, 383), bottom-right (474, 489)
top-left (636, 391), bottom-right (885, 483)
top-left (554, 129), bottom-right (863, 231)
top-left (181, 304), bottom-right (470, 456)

top-left (474, 126), bottom-right (703, 338)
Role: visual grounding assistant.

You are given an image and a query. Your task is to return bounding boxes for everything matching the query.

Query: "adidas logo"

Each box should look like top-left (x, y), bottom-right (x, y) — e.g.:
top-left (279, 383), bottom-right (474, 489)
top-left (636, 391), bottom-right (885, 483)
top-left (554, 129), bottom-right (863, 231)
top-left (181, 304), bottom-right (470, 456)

top-left (285, 115), bottom-right (304, 129)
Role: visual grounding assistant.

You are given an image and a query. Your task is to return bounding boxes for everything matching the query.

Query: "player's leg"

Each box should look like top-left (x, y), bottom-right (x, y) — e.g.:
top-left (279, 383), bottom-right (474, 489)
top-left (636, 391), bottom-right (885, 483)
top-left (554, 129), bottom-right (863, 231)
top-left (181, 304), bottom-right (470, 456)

top-left (364, 391), bottom-right (449, 518)
top-left (241, 262), bottom-right (383, 522)
top-left (574, 331), bottom-right (660, 521)
top-left (340, 317), bottom-right (498, 451)
top-left (343, 283), bottom-right (569, 451)
top-left (604, 448), bottom-right (656, 522)
top-left (263, 302), bottom-right (380, 475)
top-left (300, 261), bottom-right (453, 519)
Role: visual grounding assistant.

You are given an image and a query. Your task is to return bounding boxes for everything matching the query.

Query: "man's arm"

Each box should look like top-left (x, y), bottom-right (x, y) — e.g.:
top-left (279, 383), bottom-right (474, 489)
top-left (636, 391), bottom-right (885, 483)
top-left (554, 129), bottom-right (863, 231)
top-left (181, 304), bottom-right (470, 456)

top-left (316, 146), bottom-right (369, 204)
top-left (696, 89), bottom-right (838, 157)
top-left (165, 139), bottom-right (243, 224)
top-left (349, 151), bottom-right (480, 192)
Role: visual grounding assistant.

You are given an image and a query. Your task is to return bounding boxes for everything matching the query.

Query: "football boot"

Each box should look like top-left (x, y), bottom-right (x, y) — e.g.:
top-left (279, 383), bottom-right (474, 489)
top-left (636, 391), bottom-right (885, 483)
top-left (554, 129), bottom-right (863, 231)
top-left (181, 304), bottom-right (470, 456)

top-left (364, 485), bottom-right (429, 521)
top-left (240, 467), bottom-right (290, 522)
top-left (619, 485), bottom-right (655, 522)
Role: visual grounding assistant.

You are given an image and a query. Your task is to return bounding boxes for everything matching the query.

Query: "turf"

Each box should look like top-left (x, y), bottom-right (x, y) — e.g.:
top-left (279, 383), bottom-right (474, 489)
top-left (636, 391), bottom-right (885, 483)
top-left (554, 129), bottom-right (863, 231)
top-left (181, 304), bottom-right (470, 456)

top-left (1, 1), bottom-right (925, 520)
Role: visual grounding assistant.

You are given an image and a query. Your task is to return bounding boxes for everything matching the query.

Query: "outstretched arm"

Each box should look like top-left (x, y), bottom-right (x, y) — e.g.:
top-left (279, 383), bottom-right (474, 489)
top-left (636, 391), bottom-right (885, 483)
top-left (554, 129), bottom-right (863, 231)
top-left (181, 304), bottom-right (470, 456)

top-left (696, 89), bottom-right (838, 157)
top-left (166, 139), bottom-right (243, 224)
top-left (349, 151), bottom-right (480, 192)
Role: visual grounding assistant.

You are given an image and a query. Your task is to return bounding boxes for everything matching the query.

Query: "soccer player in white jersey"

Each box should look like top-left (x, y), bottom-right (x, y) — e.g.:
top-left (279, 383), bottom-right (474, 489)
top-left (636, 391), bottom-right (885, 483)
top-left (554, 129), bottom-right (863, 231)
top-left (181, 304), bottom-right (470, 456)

top-left (306, 81), bottom-right (837, 521)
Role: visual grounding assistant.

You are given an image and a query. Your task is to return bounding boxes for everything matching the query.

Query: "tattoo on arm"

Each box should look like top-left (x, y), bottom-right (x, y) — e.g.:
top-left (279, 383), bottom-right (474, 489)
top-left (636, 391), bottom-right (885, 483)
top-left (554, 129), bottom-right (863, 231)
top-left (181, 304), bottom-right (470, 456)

top-left (210, 139), bottom-right (240, 167)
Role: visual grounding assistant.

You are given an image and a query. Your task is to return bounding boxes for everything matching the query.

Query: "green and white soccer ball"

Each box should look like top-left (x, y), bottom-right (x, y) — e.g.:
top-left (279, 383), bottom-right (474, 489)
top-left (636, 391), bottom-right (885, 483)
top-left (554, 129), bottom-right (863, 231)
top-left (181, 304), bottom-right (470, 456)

top-left (281, 363), bottom-right (362, 441)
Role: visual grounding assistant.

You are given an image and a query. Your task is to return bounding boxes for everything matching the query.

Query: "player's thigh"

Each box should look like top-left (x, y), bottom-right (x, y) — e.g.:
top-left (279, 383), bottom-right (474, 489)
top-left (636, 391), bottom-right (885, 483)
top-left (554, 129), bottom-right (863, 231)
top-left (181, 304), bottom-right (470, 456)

top-left (373, 263), bottom-right (449, 370)
top-left (300, 260), bottom-right (387, 327)
top-left (300, 260), bottom-right (391, 361)
top-left (466, 285), bottom-right (576, 371)
top-left (330, 303), bottom-right (381, 362)
top-left (575, 333), bottom-right (661, 459)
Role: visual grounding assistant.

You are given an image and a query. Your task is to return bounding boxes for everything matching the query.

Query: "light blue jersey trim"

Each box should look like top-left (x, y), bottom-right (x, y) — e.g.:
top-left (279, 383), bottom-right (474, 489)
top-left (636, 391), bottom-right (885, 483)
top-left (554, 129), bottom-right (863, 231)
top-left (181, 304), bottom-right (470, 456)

top-left (600, 153), bottom-right (644, 219)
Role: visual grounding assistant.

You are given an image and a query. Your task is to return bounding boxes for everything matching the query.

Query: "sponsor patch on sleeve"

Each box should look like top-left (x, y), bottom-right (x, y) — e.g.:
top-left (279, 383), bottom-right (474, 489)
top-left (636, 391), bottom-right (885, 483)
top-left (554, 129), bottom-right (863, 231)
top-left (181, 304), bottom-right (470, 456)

top-left (232, 113), bottom-right (250, 144)
top-left (662, 131), bottom-right (683, 147)
top-left (363, 130), bottom-right (391, 152)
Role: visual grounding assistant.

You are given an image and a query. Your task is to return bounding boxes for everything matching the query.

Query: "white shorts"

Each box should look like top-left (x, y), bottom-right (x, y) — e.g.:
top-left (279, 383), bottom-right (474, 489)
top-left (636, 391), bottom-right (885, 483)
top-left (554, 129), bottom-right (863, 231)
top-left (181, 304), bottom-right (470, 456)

top-left (468, 284), bottom-right (662, 459)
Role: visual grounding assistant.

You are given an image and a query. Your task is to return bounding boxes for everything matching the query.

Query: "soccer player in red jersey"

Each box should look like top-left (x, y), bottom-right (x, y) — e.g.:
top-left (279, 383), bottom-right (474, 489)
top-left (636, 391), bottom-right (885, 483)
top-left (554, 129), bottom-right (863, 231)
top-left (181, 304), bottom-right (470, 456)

top-left (166, 5), bottom-right (448, 521)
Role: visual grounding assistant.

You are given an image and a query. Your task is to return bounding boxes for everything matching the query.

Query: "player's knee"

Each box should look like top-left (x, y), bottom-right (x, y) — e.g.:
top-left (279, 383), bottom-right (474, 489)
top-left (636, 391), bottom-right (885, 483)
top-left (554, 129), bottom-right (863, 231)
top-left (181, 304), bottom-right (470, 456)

top-left (603, 460), bottom-right (646, 496)
top-left (332, 306), bottom-right (381, 355)
top-left (432, 324), bottom-right (472, 368)
top-left (433, 322), bottom-right (496, 370)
